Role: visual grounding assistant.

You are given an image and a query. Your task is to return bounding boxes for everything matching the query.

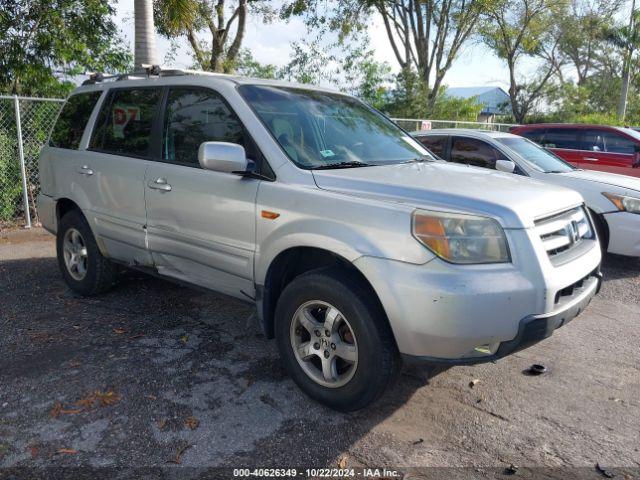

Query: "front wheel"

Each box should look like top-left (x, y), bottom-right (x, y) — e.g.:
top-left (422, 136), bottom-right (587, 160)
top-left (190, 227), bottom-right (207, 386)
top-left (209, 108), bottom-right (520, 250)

top-left (274, 268), bottom-right (400, 411)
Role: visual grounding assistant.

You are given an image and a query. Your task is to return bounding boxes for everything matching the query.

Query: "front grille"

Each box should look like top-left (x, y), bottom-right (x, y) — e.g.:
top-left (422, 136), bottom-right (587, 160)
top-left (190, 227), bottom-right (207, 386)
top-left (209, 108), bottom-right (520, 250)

top-left (554, 268), bottom-right (599, 305)
top-left (535, 206), bottom-right (593, 258)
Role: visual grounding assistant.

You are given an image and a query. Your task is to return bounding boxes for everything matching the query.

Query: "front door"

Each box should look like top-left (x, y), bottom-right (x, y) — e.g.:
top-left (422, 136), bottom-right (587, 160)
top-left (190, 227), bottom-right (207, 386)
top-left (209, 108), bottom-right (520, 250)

top-left (144, 87), bottom-right (260, 299)
top-left (579, 129), bottom-right (639, 177)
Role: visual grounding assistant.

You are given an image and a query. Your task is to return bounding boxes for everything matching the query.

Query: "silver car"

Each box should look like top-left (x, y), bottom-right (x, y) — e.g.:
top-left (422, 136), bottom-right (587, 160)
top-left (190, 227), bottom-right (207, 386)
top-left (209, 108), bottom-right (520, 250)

top-left (38, 70), bottom-right (602, 411)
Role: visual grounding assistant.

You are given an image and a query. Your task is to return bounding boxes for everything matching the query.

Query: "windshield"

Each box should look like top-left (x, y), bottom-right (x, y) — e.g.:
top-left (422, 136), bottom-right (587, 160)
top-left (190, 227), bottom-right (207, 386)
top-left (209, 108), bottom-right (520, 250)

top-left (497, 137), bottom-right (575, 173)
top-left (239, 85), bottom-right (434, 169)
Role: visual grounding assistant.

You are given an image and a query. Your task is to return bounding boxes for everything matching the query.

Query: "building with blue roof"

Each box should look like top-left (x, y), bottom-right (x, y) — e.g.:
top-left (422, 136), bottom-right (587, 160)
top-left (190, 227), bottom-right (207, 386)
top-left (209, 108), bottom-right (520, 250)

top-left (446, 86), bottom-right (511, 122)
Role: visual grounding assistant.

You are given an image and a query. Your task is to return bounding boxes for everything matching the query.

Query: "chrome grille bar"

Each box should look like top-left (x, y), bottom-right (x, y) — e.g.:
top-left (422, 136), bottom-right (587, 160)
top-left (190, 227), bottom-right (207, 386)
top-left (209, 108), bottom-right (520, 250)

top-left (535, 206), bottom-right (593, 258)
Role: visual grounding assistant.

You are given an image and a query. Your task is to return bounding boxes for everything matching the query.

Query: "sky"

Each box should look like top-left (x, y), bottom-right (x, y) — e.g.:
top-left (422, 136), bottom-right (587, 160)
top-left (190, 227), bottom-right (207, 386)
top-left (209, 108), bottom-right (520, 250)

top-left (113, 0), bottom-right (525, 91)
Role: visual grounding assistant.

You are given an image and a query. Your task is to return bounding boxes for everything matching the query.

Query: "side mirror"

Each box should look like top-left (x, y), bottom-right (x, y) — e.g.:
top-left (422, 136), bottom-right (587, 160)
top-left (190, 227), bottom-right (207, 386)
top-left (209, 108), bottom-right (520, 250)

top-left (495, 159), bottom-right (516, 173)
top-left (198, 142), bottom-right (248, 173)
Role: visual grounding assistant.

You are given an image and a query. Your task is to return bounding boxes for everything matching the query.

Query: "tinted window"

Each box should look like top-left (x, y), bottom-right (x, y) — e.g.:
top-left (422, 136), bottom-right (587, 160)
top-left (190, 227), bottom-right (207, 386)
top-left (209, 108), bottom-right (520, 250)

top-left (450, 137), bottom-right (501, 169)
top-left (542, 128), bottom-right (582, 150)
top-left (581, 130), bottom-right (605, 152)
top-left (581, 129), bottom-right (636, 154)
top-left (417, 135), bottom-right (447, 158)
top-left (163, 88), bottom-right (244, 165)
top-left (49, 92), bottom-right (101, 149)
top-left (91, 88), bottom-right (161, 157)
top-left (602, 132), bottom-right (635, 154)
top-left (238, 85), bottom-right (433, 169)
top-left (519, 129), bottom-right (546, 144)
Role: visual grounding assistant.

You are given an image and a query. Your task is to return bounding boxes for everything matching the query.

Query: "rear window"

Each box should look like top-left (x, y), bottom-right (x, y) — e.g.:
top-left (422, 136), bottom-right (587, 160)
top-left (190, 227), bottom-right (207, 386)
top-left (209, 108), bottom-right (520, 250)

top-left (417, 135), bottom-right (447, 158)
top-left (90, 88), bottom-right (162, 157)
top-left (49, 92), bottom-right (102, 149)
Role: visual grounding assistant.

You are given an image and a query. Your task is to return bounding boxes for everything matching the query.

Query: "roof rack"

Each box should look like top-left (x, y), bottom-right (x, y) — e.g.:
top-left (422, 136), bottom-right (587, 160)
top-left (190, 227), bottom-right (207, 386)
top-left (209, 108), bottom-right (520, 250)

top-left (81, 65), bottom-right (230, 86)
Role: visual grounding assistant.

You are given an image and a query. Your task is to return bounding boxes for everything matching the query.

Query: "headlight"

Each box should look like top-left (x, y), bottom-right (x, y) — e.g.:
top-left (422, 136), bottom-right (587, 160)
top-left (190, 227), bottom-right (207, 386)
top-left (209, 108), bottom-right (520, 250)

top-left (412, 210), bottom-right (510, 264)
top-left (603, 192), bottom-right (640, 214)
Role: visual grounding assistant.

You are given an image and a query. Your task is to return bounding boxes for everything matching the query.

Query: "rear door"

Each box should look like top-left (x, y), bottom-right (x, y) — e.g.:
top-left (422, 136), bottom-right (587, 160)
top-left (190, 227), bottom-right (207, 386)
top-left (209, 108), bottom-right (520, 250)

top-left (580, 129), bottom-right (639, 177)
top-left (81, 87), bottom-right (163, 265)
top-left (45, 90), bottom-right (103, 200)
top-left (144, 86), bottom-right (261, 299)
top-left (540, 127), bottom-right (584, 167)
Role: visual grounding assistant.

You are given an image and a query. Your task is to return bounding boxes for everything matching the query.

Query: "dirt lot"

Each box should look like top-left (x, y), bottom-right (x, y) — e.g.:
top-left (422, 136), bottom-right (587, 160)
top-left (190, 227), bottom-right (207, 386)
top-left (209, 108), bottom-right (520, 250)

top-left (0, 228), bottom-right (639, 478)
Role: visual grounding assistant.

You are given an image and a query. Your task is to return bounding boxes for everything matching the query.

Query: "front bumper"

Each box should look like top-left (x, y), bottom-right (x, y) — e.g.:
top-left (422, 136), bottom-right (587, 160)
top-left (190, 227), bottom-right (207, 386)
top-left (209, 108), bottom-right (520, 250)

top-left (603, 211), bottom-right (640, 257)
top-left (354, 233), bottom-right (601, 361)
top-left (403, 271), bottom-right (601, 365)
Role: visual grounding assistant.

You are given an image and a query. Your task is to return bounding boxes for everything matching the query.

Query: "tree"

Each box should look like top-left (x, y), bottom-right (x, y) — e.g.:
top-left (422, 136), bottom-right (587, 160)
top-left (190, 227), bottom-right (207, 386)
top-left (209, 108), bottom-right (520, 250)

top-left (606, 1), bottom-right (640, 120)
top-left (480, 0), bottom-right (566, 123)
top-left (234, 49), bottom-right (280, 79)
top-left (283, 0), bottom-right (490, 108)
top-left (154, 0), bottom-right (269, 73)
top-left (0, 0), bottom-right (131, 96)
top-left (549, 0), bottom-right (621, 86)
top-left (135, 0), bottom-right (159, 71)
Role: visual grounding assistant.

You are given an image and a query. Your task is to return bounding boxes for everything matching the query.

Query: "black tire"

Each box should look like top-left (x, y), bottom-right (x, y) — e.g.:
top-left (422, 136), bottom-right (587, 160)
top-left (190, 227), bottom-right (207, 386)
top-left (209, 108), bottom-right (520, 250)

top-left (589, 209), bottom-right (609, 255)
top-left (274, 267), bottom-right (400, 411)
top-left (56, 209), bottom-right (118, 296)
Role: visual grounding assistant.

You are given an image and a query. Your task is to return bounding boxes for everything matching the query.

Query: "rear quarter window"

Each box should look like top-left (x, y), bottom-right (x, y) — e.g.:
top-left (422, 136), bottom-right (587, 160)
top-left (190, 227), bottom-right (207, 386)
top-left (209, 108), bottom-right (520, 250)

top-left (49, 91), bottom-right (102, 149)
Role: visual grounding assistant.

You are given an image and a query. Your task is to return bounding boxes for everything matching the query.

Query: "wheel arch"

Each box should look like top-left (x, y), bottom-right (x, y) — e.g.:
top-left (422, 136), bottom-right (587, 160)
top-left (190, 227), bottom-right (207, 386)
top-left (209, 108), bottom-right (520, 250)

top-left (56, 197), bottom-right (82, 222)
top-left (258, 246), bottom-right (392, 342)
top-left (588, 207), bottom-right (610, 251)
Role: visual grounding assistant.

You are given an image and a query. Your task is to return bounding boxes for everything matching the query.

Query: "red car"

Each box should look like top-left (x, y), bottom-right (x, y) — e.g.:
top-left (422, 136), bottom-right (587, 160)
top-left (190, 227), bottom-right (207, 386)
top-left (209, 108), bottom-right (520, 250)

top-left (510, 124), bottom-right (640, 177)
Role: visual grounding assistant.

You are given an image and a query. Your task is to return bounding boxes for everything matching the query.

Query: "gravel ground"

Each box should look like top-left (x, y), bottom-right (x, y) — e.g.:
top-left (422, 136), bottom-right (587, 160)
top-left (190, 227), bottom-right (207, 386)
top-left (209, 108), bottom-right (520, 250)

top-left (0, 228), bottom-right (638, 478)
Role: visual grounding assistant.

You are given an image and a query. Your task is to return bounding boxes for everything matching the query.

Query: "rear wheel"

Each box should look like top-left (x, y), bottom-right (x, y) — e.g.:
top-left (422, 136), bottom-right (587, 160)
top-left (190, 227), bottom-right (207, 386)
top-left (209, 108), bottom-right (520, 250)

top-left (275, 268), bottom-right (400, 411)
top-left (56, 209), bottom-right (117, 295)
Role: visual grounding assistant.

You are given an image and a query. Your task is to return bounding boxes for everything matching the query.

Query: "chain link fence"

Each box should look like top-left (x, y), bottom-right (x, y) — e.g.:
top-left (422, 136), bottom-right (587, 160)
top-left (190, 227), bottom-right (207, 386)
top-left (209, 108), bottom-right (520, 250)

top-left (392, 118), bottom-right (517, 133)
top-left (0, 95), bottom-right (64, 228)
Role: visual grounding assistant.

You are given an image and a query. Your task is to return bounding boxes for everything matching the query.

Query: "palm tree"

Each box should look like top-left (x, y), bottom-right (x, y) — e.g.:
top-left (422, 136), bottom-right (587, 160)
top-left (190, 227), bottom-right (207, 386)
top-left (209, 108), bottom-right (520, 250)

top-left (134, 0), bottom-right (159, 72)
top-left (607, 0), bottom-right (640, 120)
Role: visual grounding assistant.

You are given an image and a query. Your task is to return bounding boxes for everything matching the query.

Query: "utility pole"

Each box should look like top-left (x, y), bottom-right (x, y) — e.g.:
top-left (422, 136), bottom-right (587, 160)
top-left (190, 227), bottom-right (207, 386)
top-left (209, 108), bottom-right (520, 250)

top-left (134, 0), bottom-right (159, 72)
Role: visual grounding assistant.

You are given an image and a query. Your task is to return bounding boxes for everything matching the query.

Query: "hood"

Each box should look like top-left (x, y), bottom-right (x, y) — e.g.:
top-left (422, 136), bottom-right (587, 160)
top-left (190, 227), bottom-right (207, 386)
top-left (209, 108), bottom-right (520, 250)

top-left (558, 169), bottom-right (640, 195)
top-left (312, 162), bottom-right (584, 229)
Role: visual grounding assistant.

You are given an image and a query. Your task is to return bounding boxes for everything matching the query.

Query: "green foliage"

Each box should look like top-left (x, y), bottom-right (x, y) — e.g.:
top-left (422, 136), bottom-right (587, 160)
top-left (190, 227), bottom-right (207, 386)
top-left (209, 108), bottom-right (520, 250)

top-left (234, 49), bottom-right (281, 79)
top-left (378, 70), bottom-right (483, 120)
top-left (0, 129), bottom-right (21, 222)
top-left (0, 0), bottom-right (132, 96)
top-left (154, 0), bottom-right (273, 73)
top-left (282, 0), bottom-right (494, 109)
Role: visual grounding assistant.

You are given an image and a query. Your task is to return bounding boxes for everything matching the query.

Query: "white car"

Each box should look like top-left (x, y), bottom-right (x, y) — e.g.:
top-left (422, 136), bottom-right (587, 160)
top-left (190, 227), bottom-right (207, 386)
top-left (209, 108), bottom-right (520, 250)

top-left (414, 129), bottom-right (640, 257)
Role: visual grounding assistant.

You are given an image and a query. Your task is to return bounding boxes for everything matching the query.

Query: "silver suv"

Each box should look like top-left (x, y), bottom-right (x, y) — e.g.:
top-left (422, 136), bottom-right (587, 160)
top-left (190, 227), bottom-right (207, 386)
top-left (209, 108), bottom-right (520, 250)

top-left (38, 70), bottom-right (602, 411)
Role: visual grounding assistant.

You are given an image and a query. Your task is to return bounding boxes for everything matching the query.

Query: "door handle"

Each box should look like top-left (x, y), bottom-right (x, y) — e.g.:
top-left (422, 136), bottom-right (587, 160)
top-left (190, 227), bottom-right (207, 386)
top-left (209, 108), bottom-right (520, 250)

top-left (147, 178), bottom-right (172, 191)
top-left (77, 165), bottom-right (94, 176)
top-left (583, 157), bottom-right (599, 162)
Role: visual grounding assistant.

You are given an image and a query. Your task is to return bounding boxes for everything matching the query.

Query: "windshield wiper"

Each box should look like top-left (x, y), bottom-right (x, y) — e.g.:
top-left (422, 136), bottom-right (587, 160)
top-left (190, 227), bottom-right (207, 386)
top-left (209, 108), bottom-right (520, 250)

top-left (313, 161), bottom-right (371, 170)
